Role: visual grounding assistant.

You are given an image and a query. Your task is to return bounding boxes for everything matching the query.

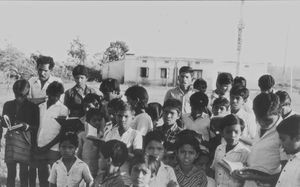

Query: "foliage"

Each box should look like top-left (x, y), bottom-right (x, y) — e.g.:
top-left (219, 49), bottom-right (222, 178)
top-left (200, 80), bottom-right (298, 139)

top-left (67, 37), bottom-right (87, 65)
top-left (103, 41), bottom-right (129, 63)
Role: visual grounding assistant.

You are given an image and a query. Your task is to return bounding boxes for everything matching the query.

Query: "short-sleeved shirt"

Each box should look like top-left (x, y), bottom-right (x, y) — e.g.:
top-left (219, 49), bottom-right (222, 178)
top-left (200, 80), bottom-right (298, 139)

top-left (28, 76), bottom-right (62, 99)
top-left (235, 109), bottom-right (258, 140)
top-left (211, 142), bottom-right (250, 187)
top-left (164, 86), bottom-right (195, 114)
top-left (182, 113), bottom-right (211, 141)
top-left (276, 152), bottom-right (300, 187)
top-left (131, 112), bottom-right (153, 136)
top-left (149, 162), bottom-right (179, 187)
top-left (174, 165), bottom-right (207, 187)
top-left (48, 157), bottom-right (93, 187)
top-left (64, 85), bottom-right (96, 117)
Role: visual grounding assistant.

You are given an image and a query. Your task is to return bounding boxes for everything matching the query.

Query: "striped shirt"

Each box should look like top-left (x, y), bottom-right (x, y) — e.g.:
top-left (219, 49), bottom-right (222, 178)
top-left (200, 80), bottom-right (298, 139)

top-left (174, 165), bottom-right (207, 187)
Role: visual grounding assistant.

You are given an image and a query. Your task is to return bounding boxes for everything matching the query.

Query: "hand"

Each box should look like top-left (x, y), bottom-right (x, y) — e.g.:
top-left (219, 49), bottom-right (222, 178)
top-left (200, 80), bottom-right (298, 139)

top-left (232, 169), bottom-right (256, 181)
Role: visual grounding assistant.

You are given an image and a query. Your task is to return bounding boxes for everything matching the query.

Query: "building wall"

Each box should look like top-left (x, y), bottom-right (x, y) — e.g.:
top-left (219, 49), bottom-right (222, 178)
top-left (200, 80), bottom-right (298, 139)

top-left (101, 60), bottom-right (125, 82)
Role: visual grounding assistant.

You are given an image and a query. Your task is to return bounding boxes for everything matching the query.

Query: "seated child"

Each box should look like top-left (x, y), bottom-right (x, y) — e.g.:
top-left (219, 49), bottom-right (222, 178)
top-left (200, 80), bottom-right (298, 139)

top-left (211, 114), bottom-right (250, 187)
top-left (144, 130), bottom-right (179, 187)
top-left (94, 140), bottom-right (128, 187)
top-left (49, 133), bottom-right (93, 187)
top-left (258, 74), bottom-right (276, 93)
top-left (210, 72), bottom-right (233, 107)
top-left (275, 115), bottom-right (300, 187)
top-left (156, 99), bottom-right (183, 152)
top-left (276, 90), bottom-right (296, 119)
top-left (146, 102), bottom-right (163, 129)
top-left (193, 78), bottom-right (207, 93)
top-left (174, 131), bottom-right (208, 187)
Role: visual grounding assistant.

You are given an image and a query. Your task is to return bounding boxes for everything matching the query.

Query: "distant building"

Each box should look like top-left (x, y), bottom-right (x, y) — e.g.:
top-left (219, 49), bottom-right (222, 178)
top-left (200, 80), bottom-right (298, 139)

top-left (101, 54), bottom-right (268, 90)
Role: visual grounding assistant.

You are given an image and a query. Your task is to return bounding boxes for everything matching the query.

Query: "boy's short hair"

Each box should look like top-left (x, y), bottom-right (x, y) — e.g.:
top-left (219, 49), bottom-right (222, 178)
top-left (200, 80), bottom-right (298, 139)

top-left (253, 93), bottom-right (280, 119)
top-left (59, 132), bottom-right (79, 148)
top-left (36, 55), bottom-right (55, 70)
top-left (193, 78), bottom-right (207, 91)
top-left (146, 102), bottom-right (163, 122)
top-left (277, 114), bottom-right (300, 138)
top-left (86, 108), bottom-right (102, 122)
top-left (13, 79), bottom-right (30, 96)
top-left (46, 81), bottom-right (64, 97)
top-left (219, 114), bottom-right (245, 132)
top-left (116, 100), bottom-right (133, 114)
top-left (130, 152), bottom-right (160, 175)
top-left (102, 140), bottom-right (128, 167)
top-left (230, 85), bottom-right (249, 100)
top-left (217, 72), bottom-right (233, 85)
top-left (175, 131), bottom-right (201, 154)
top-left (72, 65), bottom-right (88, 77)
top-left (212, 97), bottom-right (230, 110)
top-left (144, 130), bottom-right (165, 148)
top-left (99, 78), bottom-right (120, 94)
top-left (179, 66), bottom-right (193, 75)
top-left (125, 85), bottom-right (149, 109)
top-left (190, 92), bottom-right (209, 109)
top-left (233, 76), bottom-right (247, 87)
top-left (163, 99), bottom-right (182, 113)
top-left (276, 90), bottom-right (291, 106)
top-left (258, 74), bottom-right (275, 92)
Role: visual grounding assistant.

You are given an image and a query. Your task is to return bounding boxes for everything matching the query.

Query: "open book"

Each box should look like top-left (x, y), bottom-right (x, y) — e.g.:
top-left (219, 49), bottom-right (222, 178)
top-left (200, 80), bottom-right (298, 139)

top-left (3, 115), bottom-right (24, 131)
top-left (218, 158), bottom-right (244, 174)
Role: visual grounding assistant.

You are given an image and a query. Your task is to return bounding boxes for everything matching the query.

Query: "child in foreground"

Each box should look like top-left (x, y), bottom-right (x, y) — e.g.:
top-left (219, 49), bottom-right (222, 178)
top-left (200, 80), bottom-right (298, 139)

top-left (49, 133), bottom-right (93, 187)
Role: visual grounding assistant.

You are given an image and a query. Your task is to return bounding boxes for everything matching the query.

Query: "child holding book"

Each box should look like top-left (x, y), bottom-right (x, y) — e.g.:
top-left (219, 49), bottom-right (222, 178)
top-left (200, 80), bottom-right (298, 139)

top-left (49, 133), bottom-right (93, 187)
top-left (211, 114), bottom-right (250, 187)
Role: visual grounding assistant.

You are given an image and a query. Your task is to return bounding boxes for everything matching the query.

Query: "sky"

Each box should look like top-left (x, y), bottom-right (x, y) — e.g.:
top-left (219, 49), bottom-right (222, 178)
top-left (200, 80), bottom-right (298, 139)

top-left (0, 1), bottom-right (300, 67)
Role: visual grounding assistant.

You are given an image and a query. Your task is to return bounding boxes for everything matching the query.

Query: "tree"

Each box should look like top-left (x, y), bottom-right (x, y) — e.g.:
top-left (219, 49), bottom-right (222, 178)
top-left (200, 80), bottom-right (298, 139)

top-left (103, 41), bottom-right (129, 63)
top-left (68, 37), bottom-right (87, 65)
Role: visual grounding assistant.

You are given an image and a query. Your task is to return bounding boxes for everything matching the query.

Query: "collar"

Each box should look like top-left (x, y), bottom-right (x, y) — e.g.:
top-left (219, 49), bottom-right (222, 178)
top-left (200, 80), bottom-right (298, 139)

top-left (162, 122), bottom-right (179, 132)
top-left (175, 165), bottom-right (199, 177)
top-left (41, 99), bottom-right (63, 108)
top-left (57, 156), bottom-right (83, 165)
top-left (219, 142), bottom-right (246, 153)
top-left (176, 85), bottom-right (194, 94)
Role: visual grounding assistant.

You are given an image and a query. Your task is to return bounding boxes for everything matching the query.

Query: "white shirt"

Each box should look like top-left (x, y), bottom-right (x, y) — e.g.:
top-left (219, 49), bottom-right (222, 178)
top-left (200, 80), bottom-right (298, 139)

top-left (211, 142), bottom-right (250, 187)
top-left (28, 75), bottom-right (62, 99)
top-left (37, 101), bottom-right (69, 151)
top-left (276, 152), bottom-right (300, 187)
top-left (182, 113), bottom-right (211, 141)
top-left (132, 112), bottom-right (153, 136)
top-left (149, 162), bottom-right (179, 187)
top-left (48, 157), bottom-right (93, 187)
top-left (235, 109), bottom-right (258, 140)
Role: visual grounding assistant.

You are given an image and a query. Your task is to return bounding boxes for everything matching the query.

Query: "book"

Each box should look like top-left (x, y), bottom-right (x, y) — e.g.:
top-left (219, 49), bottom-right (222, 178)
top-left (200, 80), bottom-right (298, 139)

top-left (218, 158), bottom-right (244, 174)
top-left (55, 117), bottom-right (84, 134)
top-left (3, 115), bottom-right (24, 131)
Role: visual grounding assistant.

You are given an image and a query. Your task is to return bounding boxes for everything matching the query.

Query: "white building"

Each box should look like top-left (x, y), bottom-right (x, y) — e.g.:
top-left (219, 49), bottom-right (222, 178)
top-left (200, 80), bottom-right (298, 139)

top-left (101, 55), bottom-right (268, 90)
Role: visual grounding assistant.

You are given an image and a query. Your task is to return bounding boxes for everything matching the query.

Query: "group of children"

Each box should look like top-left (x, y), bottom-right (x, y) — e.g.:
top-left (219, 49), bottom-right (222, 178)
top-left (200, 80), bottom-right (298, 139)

top-left (1, 57), bottom-right (300, 187)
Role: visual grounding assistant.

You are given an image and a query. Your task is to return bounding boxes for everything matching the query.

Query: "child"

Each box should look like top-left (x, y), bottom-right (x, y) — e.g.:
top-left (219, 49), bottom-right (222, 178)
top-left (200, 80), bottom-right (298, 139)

top-left (81, 93), bottom-right (102, 123)
top-left (2, 79), bottom-right (39, 187)
top-left (233, 76), bottom-right (247, 87)
top-left (35, 81), bottom-right (69, 187)
top-left (211, 114), bottom-right (250, 187)
top-left (212, 97), bottom-right (230, 117)
top-left (156, 99), bottom-right (183, 152)
top-left (275, 115), bottom-right (300, 187)
top-left (146, 102), bottom-right (163, 129)
top-left (276, 90), bottom-right (295, 119)
top-left (174, 132), bottom-right (208, 187)
top-left (49, 133), bottom-right (93, 187)
top-left (182, 92), bottom-right (211, 142)
top-left (125, 85), bottom-right (153, 136)
top-left (143, 130), bottom-right (179, 187)
top-left (258, 74), bottom-right (276, 93)
top-left (230, 85), bottom-right (257, 143)
top-left (103, 98), bottom-right (122, 139)
top-left (164, 66), bottom-right (196, 114)
top-left (64, 65), bottom-right (96, 117)
top-left (193, 78), bottom-right (207, 93)
top-left (210, 72), bottom-right (233, 107)
top-left (77, 108), bottom-right (104, 178)
top-left (94, 140), bottom-right (128, 187)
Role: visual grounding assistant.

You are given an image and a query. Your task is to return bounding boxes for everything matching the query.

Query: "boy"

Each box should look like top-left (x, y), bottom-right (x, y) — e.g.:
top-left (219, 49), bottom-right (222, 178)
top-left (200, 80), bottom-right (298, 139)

top-left (164, 66), bottom-right (195, 114)
top-left (193, 78), bottom-right (207, 93)
top-left (64, 65), bottom-right (97, 117)
top-left (233, 76), bottom-right (247, 87)
top-left (258, 74), bottom-right (276, 93)
top-left (49, 133), bottom-right (93, 187)
top-left (35, 81), bottom-right (69, 187)
top-left (276, 115), bottom-right (300, 187)
top-left (230, 85), bottom-right (257, 143)
top-left (210, 72), bottom-right (233, 107)
top-left (212, 97), bottom-right (230, 117)
top-left (276, 90), bottom-right (296, 119)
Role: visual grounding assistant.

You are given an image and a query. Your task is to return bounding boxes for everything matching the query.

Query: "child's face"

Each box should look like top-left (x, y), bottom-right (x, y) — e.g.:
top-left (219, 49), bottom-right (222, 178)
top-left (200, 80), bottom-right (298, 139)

top-left (279, 133), bottom-right (300, 155)
top-left (74, 75), bottom-right (87, 88)
top-left (217, 83), bottom-right (231, 95)
top-left (108, 106), bottom-right (117, 124)
top-left (131, 163), bottom-right (152, 187)
top-left (178, 72), bottom-right (192, 87)
top-left (59, 141), bottom-right (76, 159)
top-left (222, 124), bottom-right (242, 146)
top-left (116, 110), bottom-right (134, 130)
top-left (163, 107), bottom-right (180, 126)
top-left (89, 115), bottom-right (102, 129)
top-left (145, 140), bottom-right (165, 160)
top-left (230, 95), bottom-right (245, 112)
top-left (212, 105), bottom-right (229, 117)
top-left (177, 144), bottom-right (198, 168)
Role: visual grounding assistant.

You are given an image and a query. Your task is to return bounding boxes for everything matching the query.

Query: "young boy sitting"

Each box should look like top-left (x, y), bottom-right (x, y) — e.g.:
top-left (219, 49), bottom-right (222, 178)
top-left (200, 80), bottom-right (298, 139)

top-left (210, 72), bottom-right (233, 107)
top-left (49, 133), bottom-right (93, 187)
top-left (276, 115), bottom-right (300, 187)
top-left (64, 65), bottom-right (96, 117)
top-left (276, 90), bottom-right (296, 119)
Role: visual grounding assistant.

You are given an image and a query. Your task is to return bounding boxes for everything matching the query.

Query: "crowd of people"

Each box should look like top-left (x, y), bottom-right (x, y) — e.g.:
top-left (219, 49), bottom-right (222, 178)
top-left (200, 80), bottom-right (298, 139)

top-left (0, 55), bottom-right (299, 187)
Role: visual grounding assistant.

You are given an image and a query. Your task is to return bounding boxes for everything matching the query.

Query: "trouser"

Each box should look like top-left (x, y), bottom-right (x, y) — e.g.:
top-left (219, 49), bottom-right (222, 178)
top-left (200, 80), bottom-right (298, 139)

top-left (6, 161), bottom-right (29, 187)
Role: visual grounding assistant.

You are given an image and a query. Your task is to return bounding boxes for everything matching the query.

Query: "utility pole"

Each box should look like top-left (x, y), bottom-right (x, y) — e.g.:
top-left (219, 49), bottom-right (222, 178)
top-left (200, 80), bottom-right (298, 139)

top-left (236, 0), bottom-right (245, 76)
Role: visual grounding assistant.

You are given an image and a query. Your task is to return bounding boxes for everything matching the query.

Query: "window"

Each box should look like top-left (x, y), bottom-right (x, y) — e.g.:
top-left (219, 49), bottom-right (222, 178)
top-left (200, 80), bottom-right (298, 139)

top-left (140, 67), bottom-right (149, 78)
top-left (161, 68), bottom-right (168, 78)
top-left (142, 60), bottom-right (147, 63)
top-left (193, 69), bottom-right (203, 79)
top-left (165, 60), bottom-right (169, 64)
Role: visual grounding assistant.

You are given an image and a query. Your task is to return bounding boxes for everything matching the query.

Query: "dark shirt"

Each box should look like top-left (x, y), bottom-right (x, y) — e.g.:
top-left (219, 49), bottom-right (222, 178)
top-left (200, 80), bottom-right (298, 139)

top-left (64, 85), bottom-right (96, 117)
top-left (156, 122), bottom-right (183, 151)
top-left (1, 99), bottom-right (39, 146)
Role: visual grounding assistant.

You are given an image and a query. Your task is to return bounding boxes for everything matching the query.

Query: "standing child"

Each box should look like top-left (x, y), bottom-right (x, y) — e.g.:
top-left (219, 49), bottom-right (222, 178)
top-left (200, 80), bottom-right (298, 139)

top-left (211, 114), bottom-right (250, 187)
top-left (125, 85), bottom-right (153, 136)
top-left (275, 115), bottom-right (300, 187)
top-left (210, 72), bottom-right (233, 107)
top-left (2, 80), bottom-right (39, 187)
top-left (146, 102), bottom-right (163, 129)
top-left (49, 133), bottom-right (93, 187)
top-left (64, 65), bottom-right (96, 117)
top-left (258, 74), bottom-right (276, 93)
